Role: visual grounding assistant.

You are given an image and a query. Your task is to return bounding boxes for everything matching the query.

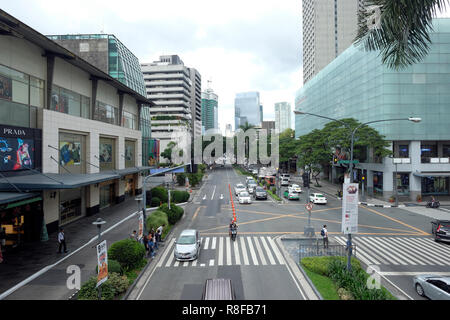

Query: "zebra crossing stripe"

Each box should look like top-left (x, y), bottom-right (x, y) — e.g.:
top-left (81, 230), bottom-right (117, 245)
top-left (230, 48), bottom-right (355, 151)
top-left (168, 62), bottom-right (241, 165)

top-left (359, 237), bottom-right (403, 265)
top-left (209, 259), bottom-right (214, 266)
top-left (335, 237), bottom-right (380, 265)
top-left (204, 237), bottom-right (210, 250)
top-left (233, 239), bottom-right (241, 265)
top-left (422, 238), bottom-right (450, 258)
top-left (211, 237), bottom-right (217, 250)
top-left (349, 237), bottom-right (390, 265)
top-left (218, 237), bottom-right (224, 266)
top-left (267, 236), bottom-right (285, 265)
top-left (260, 237), bottom-right (276, 265)
top-left (240, 236), bottom-right (250, 265)
top-left (246, 237), bottom-right (259, 265)
top-left (253, 237), bottom-right (267, 265)
top-left (156, 238), bottom-right (175, 268)
top-left (388, 237), bottom-right (437, 266)
top-left (226, 237), bottom-right (232, 266)
top-left (367, 237), bottom-right (414, 265)
top-left (165, 248), bottom-right (176, 267)
top-left (183, 261), bottom-right (189, 267)
top-left (174, 260), bottom-right (180, 267)
top-left (192, 259), bottom-right (197, 267)
top-left (410, 238), bottom-right (450, 261)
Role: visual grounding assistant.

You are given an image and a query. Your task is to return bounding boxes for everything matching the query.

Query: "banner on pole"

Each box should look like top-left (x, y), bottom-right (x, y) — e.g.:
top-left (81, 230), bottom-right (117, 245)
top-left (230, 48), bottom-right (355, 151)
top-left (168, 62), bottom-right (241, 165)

top-left (96, 240), bottom-right (108, 287)
top-left (341, 183), bottom-right (359, 234)
top-left (138, 212), bottom-right (144, 240)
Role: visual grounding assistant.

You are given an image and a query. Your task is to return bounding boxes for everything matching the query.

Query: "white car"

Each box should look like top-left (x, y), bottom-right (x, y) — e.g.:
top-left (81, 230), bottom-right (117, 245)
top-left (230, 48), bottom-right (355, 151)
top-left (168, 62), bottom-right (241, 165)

top-left (281, 174), bottom-right (291, 182)
top-left (309, 193), bottom-right (327, 204)
top-left (252, 169), bottom-right (258, 175)
top-left (289, 184), bottom-right (302, 193)
top-left (238, 191), bottom-right (252, 204)
top-left (281, 178), bottom-right (289, 186)
top-left (234, 183), bottom-right (246, 196)
top-left (247, 183), bottom-right (258, 194)
top-left (246, 176), bottom-right (254, 183)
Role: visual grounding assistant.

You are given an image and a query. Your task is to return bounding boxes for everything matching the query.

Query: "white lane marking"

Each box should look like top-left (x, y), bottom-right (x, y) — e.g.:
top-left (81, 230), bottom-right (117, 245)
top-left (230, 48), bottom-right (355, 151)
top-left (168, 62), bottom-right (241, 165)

top-left (174, 260), bottom-right (180, 267)
top-left (394, 237), bottom-right (447, 265)
top-left (355, 237), bottom-right (396, 265)
top-left (220, 194), bottom-right (224, 200)
top-left (388, 237), bottom-right (436, 265)
top-left (204, 237), bottom-right (210, 250)
top-left (165, 248), bottom-right (176, 267)
top-left (246, 237), bottom-right (259, 266)
top-left (183, 261), bottom-right (189, 267)
top-left (379, 271), bottom-right (450, 276)
top-left (192, 259), bottom-right (197, 267)
top-left (226, 237), bottom-right (232, 265)
top-left (218, 237), bottom-right (224, 266)
top-left (233, 238), bottom-right (241, 265)
top-left (203, 195), bottom-right (207, 200)
top-left (156, 238), bottom-right (175, 268)
top-left (267, 237), bottom-right (285, 265)
top-left (200, 263), bottom-right (206, 267)
top-left (211, 185), bottom-right (216, 200)
top-left (260, 237), bottom-right (276, 265)
top-left (367, 237), bottom-right (413, 265)
top-left (211, 237), bottom-right (217, 250)
top-left (252, 236), bottom-right (267, 265)
top-left (209, 259), bottom-right (215, 266)
top-left (421, 238), bottom-right (450, 259)
top-left (240, 236), bottom-right (250, 265)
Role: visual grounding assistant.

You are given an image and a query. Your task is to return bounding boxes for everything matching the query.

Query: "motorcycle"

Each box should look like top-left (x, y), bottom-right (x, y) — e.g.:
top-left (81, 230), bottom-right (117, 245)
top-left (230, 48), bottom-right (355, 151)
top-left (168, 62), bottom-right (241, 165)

top-left (231, 228), bottom-right (237, 241)
top-left (426, 201), bottom-right (440, 208)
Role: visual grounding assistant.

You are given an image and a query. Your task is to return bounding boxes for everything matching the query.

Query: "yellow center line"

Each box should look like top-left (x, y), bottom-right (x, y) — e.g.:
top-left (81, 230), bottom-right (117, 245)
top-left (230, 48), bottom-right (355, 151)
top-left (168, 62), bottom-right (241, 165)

top-left (192, 206), bottom-right (204, 220)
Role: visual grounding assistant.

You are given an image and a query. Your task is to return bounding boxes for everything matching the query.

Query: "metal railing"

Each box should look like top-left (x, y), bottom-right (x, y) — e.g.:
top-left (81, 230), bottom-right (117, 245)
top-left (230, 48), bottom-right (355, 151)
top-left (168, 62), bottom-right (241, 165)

top-left (298, 239), bottom-right (357, 260)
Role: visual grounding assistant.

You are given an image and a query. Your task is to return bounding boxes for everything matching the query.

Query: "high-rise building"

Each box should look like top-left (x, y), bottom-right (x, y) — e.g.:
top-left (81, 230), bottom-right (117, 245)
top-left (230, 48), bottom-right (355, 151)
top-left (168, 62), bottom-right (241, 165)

top-left (141, 55), bottom-right (201, 161)
top-left (225, 124), bottom-right (233, 137)
top-left (260, 105), bottom-right (263, 123)
top-left (275, 102), bottom-right (292, 133)
top-left (302, 0), bottom-right (366, 84)
top-left (47, 34), bottom-right (154, 165)
top-left (261, 121), bottom-right (275, 133)
top-left (234, 92), bottom-right (261, 130)
top-left (201, 87), bottom-right (218, 133)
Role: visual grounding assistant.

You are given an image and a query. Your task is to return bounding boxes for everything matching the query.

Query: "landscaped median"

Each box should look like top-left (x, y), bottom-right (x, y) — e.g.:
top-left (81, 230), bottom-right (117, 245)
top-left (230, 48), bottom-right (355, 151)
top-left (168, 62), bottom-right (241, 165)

top-left (300, 256), bottom-right (397, 300)
top-left (76, 202), bottom-right (185, 300)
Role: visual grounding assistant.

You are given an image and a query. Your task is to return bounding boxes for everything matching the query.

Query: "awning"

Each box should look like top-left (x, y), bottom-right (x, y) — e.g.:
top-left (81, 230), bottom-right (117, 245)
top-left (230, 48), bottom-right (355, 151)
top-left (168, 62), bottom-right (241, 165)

top-left (0, 192), bottom-right (40, 205)
top-left (413, 171), bottom-right (450, 178)
top-left (110, 166), bottom-right (153, 177)
top-left (149, 167), bottom-right (185, 175)
top-left (0, 172), bottom-right (120, 191)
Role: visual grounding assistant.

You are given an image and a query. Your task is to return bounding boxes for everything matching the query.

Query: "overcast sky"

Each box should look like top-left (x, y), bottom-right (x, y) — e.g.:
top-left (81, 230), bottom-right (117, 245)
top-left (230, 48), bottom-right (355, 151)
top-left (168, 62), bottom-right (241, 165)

top-left (1, 0), bottom-right (302, 133)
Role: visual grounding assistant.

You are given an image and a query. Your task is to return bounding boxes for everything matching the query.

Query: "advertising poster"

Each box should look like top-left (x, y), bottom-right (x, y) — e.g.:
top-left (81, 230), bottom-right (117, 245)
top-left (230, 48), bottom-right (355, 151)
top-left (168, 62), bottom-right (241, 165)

top-left (138, 212), bottom-right (144, 241)
top-left (96, 240), bottom-right (108, 288)
top-left (59, 142), bottom-right (81, 166)
top-left (0, 74), bottom-right (12, 101)
top-left (0, 137), bottom-right (34, 171)
top-left (125, 143), bottom-right (134, 161)
top-left (341, 183), bottom-right (359, 234)
top-left (99, 143), bottom-right (112, 163)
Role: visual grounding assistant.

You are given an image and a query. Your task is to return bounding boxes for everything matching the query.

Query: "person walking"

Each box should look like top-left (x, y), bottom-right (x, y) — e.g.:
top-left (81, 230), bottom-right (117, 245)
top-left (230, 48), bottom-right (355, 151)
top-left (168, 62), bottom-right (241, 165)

top-left (156, 224), bottom-right (165, 245)
top-left (57, 228), bottom-right (67, 253)
top-left (321, 225), bottom-right (328, 249)
top-left (130, 230), bottom-right (137, 241)
top-left (148, 233), bottom-right (155, 258)
top-left (143, 233), bottom-right (149, 257)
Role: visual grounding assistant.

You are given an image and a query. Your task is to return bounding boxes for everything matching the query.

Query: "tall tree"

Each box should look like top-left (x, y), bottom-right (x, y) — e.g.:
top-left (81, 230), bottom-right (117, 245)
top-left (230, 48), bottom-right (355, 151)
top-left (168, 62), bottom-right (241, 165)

top-left (355, 0), bottom-right (448, 69)
top-left (161, 141), bottom-right (176, 165)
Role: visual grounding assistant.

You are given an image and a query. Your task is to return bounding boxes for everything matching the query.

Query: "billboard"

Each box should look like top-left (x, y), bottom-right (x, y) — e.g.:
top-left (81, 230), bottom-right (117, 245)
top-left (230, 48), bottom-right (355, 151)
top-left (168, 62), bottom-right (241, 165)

top-left (96, 240), bottom-right (108, 287)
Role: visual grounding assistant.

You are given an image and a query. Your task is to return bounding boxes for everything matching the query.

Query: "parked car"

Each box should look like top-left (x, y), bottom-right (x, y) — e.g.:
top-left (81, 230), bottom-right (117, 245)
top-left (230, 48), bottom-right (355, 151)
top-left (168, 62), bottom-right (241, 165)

top-left (413, 275), bottom-right (450, 300)
top-left (174, 229), bottom-right (201, 261)
top-left (431, 220), bottom-right (450, 243)
top-left (247, 182), bottom-right (258, 194)
top-left (202, 278), bottom-right (235, 300)
top-left (288, 184), bottom-right (302, 193)
top-left (254, 187), bottom-right (267, 200)
top-left (310, 193), bottom-right (327, 204)
top-left (238, 191), bottom-right (252, 204)
top-left (284, 190), bottom-right (299, 200)
top-left (281, 178), bottom-right (289, 186)
top-left (234, 183), bottom-right (246, 196)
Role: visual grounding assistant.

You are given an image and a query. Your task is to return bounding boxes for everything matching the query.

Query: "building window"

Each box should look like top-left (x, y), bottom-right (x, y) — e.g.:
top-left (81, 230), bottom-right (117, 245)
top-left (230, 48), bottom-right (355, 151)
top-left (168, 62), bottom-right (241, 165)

top-left (99, 137), bottom-right (115, 171)
top-left (421, 142), bottom-right (438, 163)
top-left (122, 110), bottom-right (137, 129)
top-left (60, 188), bottom-right (85, 225)
top-left (399, 145), bottom-right (409, 158)
top-left (94, 101), bottom-right (119, 125)
top-left (443, 145), bottom-right (450, 158)
top-left (125, 140), bottom-right (135, 168)
top-left (421, 177), bottom-right (449, 196)
top-left (51, 85), bottom-right (90, 119)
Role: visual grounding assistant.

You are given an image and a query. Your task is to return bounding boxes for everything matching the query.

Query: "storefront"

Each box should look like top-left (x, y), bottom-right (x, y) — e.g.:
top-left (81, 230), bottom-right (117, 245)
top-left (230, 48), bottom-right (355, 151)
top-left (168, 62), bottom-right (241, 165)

top-left (421, 176), bottom-right (450, 196)
top-left (59, 187), bottom-right (86, 225)
top-left (0, 194), bottom-right (43, 248)
top-left (99, 180), bottom-right (115, 209)
top-left (373, 171), bottom-right (383, 196)
top-left (395, 173), bottom-right (410, 196)
top-left (124, 174), bottom-right (136, 199)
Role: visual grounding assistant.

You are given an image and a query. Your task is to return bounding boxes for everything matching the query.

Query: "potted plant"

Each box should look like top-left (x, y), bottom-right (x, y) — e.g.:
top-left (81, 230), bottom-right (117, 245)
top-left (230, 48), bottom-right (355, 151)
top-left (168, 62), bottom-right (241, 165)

top-left (389, 196), bottom-right (395, 203)
top-left (416, 194), bottom-right (422, 202)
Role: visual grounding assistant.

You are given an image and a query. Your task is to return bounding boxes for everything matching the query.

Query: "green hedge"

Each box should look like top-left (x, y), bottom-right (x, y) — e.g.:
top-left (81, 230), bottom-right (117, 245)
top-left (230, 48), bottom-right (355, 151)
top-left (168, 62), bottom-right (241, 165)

top-left (150, 196), bottom-right (161, 207)
top-left (171, 190), bottom-right (190, 203)
top-left (301, 256), bottom-right (361, 276)
top-left (108, 239), bottom-right (146, 271)
top-left (146, 210), bottom-right (169, 232)
top-left (159, 203), bottom-right (184, 225)
top-left (77, 276), bottom-right (115, 300)
top-left (151, 186), bottom-right (168, 203)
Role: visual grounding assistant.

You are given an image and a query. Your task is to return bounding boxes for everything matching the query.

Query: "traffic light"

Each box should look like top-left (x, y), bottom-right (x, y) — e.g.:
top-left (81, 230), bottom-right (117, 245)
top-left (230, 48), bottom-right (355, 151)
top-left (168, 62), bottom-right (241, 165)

top-left (302, 172), bottom-right (310, 188)
top-left (333, 155), bottom-right (338, 165)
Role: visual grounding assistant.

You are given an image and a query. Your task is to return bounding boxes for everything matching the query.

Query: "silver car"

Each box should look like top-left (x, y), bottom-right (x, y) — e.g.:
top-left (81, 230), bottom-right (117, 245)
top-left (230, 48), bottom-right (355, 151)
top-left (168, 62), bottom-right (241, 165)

top-left (413, 275), bottom-right (450, 300)
top-left (174, 229), bottom-right (201, 261)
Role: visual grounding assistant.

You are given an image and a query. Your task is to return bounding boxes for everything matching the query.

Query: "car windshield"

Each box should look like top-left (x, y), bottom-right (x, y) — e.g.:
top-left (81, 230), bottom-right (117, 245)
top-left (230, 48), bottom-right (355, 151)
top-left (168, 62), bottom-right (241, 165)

top-left (256, 188), bottom-right (265, 192)
top-left (177, 235), bottom-right (196, 245)
top-left (240, 192), bottom-right (249, 197)
top-left (237, 184), bottom-right (244, 188)
top-left (316, 194), bottom-right (325, 197)
top-left (293, 185), bottom-right (299, 188)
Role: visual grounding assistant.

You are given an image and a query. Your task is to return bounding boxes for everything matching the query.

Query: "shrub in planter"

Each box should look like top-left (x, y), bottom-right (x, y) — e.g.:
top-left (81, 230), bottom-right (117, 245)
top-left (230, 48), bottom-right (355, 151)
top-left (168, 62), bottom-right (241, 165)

top-left (159, 203), bottom-right (184, 225)
top-left (150, 197), bottom-right (161, 207)
top-left (151, 186), bottom-right (168, 203)
top-left (108, 272), bottom-right (129, 295)
top-left (96, 259), bottom-right (122, 275)
top-left (146, 210), bottom-right (169, 231)
top-left (171, 190), bottom-right (190, 203)
top-left (176, 173), bottom-right (186, 186)
top-left (108, 239), bottom-right (146, 271)
top-left (77, 276), bottom-right (115, 300)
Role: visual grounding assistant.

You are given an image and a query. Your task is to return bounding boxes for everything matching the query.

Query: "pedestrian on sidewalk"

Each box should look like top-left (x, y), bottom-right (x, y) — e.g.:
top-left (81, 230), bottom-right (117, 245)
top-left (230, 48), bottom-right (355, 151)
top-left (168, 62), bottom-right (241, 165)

top-left (143, 233), bottom-right (149, 256)
top-left (57, 228), bottom-right (67, 253)
top-left (130, 230), bottom-right (137, 241)
top-left (321, 225), bottom-right (328, 249)
top-left (148, 233), bottom-right (155, 258)
top-left (156, 224), bottom-right (165, 245)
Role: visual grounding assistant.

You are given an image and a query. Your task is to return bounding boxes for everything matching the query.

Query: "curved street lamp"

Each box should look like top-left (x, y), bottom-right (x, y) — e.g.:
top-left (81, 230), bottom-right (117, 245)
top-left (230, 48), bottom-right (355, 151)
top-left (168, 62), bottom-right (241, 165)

top-left (294, 110), bottom-right (421, 271)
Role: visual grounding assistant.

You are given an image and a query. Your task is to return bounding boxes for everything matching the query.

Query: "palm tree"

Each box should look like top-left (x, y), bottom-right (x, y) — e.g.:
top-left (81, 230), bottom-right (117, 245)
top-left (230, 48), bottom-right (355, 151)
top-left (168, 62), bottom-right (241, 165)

top-left (355, 0), bottom-right (448, 69)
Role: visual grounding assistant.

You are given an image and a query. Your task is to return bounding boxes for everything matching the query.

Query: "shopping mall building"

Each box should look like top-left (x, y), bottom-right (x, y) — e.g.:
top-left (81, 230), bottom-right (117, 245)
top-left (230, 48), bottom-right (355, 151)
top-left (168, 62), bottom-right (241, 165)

top-left (0, 10), bottom-right (153, 248)
top-left (295, 18), bottom-right (450, 202)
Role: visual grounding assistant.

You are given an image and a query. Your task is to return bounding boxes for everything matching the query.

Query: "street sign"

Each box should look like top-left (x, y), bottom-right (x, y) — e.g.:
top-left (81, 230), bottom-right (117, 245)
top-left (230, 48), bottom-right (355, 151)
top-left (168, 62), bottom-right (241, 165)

top-left (338, 160), bottom-right (360, 164)
top-left (341, 183), bottom-right (359, 234)
top-left (305, 203), bottom-right (313, 211)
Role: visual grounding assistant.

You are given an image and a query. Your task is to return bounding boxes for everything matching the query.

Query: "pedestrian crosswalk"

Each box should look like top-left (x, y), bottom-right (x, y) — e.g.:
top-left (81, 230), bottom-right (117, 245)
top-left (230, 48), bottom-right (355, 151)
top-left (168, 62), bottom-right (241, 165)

top-left (156, 236), bottom-right (286, 268)
top-left (334, 236), bottom-right (450, 267)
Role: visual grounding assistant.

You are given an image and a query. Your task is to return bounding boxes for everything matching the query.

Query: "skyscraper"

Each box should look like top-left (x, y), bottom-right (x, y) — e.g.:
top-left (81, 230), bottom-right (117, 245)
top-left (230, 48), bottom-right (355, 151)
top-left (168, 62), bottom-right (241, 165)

top-left (302, 0), bottom-right (366, 84)
top-left (201, 87), bottom-right (219, 133)
top-left (234, 92), bottom-right (261, 130)
top-left (275, 102), bottom-right (292, 133)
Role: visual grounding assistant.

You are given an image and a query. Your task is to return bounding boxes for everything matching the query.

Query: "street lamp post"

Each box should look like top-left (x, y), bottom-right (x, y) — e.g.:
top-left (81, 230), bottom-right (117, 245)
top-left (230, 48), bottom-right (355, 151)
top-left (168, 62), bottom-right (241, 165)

top-left (294, 110), bottom-right (421, 270)
top-left (92, 217), bottom-right (106, 300)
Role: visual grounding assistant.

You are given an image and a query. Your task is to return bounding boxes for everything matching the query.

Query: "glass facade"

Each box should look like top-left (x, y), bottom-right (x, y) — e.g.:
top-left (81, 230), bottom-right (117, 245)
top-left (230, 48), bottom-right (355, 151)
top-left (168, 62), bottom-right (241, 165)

top-left (201, 97), bottom-right (218, 131)
top-left (235, 92), bottom-right (261, 130)
top-left (51, 85), bottom-right (90, 119)
top-left (0, 64), bottom-right (44, 128)
top-left (94, 101), bottom-right (119, 125)
top-left (295, 19), bottom-right (450, 141)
